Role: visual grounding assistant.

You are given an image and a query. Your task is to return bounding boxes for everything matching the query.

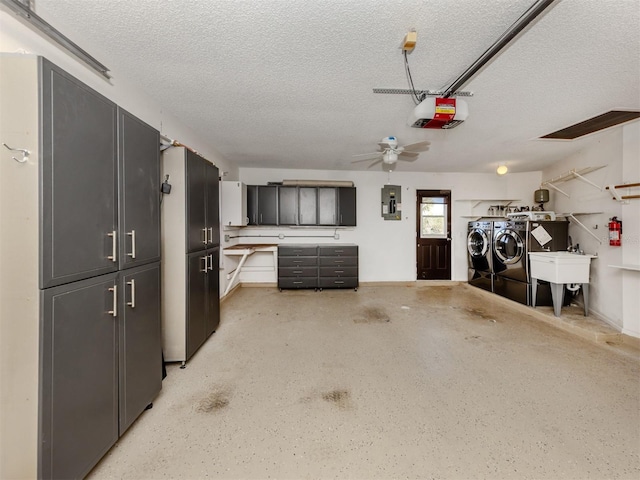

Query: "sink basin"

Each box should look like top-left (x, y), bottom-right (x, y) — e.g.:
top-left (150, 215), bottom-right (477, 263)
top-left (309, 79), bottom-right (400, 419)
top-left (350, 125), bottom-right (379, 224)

top-left (528, 252), bottom-right (596, 284)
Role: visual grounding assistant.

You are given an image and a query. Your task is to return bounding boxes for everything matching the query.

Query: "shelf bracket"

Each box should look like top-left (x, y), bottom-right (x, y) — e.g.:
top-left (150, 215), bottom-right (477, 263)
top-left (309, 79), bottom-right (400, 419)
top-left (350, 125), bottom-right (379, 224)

top-left (565, 213), bottom-right (602, 244)
top-left (543, 181), bottom-right (570, 198)
top-left (572, 171), bottom-right (602, 191)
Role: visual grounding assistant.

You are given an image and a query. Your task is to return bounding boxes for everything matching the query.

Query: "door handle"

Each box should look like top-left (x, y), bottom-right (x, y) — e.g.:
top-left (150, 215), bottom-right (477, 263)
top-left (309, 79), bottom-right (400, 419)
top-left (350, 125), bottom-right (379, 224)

top-left (126, 279), bottom-right (136, 308)
top-left (208, 227), bottom-right (214, 244)
top-left (201, 255), bottom-right (208, 273)
top-left (202, 227), bottom-right (208, 245)
top-left (107, 230), bottom-right (117, 262)
top-left (208, 254), bottom-right (215, 271)
top-left (127, 230), bottom-right (136, 259)
top-left (108, 284), bottom-right (118, 317)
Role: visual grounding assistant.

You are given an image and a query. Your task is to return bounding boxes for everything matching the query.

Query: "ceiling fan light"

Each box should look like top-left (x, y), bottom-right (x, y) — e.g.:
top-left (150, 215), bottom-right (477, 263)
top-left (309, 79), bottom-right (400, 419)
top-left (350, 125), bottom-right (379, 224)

top-left (383, 151), bottom-right (398, 164)
top-left (496, 165), bottom-right (508, 175)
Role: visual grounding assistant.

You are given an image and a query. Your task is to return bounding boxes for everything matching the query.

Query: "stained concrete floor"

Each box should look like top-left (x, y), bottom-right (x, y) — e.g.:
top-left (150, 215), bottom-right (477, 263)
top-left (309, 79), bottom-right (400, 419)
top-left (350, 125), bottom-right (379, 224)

top-left (89, 284), bottom-right (640, 480)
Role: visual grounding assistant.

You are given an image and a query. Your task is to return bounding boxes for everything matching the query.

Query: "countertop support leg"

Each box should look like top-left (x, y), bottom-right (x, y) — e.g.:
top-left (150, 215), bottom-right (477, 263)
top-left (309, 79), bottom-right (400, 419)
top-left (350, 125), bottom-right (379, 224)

top-left (550, 282), bottom-right (564, 317)
top-left (224, 252), bottom-right (249, 296)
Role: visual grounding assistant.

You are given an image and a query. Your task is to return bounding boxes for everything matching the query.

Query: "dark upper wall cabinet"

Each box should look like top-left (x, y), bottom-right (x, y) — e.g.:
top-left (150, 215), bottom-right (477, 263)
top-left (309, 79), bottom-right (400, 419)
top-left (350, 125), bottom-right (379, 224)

top-left (338, 187), bottom-right (357, 226)
top-left (299, 187), bottom-right (318, 225)
top-left (245, 185), bottom-right (356, 227)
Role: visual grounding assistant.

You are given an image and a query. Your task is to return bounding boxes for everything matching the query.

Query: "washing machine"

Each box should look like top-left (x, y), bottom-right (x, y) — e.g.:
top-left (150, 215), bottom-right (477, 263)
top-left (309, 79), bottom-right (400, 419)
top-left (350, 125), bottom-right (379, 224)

top-left (492, 220), bottom-right (528, 304)
top-left (467, 221), bottom-right (493, 292)
top-left (493, 220), bottom-right (569, 306)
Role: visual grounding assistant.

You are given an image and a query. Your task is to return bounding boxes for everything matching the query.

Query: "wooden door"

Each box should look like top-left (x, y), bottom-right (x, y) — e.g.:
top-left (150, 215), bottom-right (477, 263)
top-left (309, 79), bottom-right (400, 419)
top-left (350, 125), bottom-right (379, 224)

top-left (416, 190), bottom-right (451, 280)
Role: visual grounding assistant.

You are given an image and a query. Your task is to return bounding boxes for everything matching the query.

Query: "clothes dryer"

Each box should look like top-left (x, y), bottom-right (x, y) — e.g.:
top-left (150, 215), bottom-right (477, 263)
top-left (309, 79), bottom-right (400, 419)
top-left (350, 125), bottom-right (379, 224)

top-left (467, 220), bottom-right (493, 292)
top-left (493, 220), bottom-right (529, 304)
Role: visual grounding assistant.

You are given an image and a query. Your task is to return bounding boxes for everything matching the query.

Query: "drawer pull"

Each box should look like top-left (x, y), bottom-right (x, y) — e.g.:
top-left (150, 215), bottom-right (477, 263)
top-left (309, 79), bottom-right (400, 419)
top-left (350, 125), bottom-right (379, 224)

top-left (334, 260), bottom-right (344, 264)
top-left (334, 281), bottom-right (345, 284)
top-left (335, 270), bottom-right (344, 273)
top-left (293, 281), bottom-right (303, 284)
top-left (293, 270), bottom-right (303, 274)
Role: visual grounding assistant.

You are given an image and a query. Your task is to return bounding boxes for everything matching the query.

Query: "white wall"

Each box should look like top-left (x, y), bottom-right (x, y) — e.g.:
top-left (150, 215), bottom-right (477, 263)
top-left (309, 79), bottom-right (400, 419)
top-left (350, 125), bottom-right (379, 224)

top-left (541, 122), bottom-right (640, 337)
top-left (222, 168), bottom-right (541, 287)
top-left (0, 10), bottom-right (236, 178)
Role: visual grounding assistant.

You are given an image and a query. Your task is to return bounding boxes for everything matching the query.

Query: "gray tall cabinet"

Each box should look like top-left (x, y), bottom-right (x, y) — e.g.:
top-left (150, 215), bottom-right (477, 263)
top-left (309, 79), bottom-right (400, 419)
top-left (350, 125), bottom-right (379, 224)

top-left (0, 55), bottom-right (162, 480)
top-left (161, 147), bottom-right (220, 365)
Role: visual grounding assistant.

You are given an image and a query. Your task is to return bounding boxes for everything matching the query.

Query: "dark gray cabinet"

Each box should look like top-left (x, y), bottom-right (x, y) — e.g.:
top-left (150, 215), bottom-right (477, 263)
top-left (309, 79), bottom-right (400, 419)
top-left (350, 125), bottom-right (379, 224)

top-left (118, 263), bottom-right (162, 433)
top-left (299, 187), bottom-right (318, 225)
top-left (318, 187), bottom-right (338, 225)
top-left (278, 186), bottom-right (298, 225)
top-left (338, 187), bottom-right (357, 226)
top-left (278, 244), bottom-right (358, 290)
top-left (13, 57), bottom-right (164, 480)
top-left (162, 147), bottom-right (220, 364)
top-left (246, 185), bottom-right (356, 226)
top-left (278, 245), bottom-right (319, 290)
top-left (318, 245), bottom-right (359, 289)
top-left (40, 273), bottom-right (120, 480)
top-left (40, 264), bottom-right (162, 480)
top-left (186, 248), bottom-right (220, 359)
top-left (247, 185), bottom-right (278, 225)
top-left (118, 108), bottom-right (161, 269)
top-left (41, 58), bottom-right (118, 289)
top-left (187, 151), bottom-right (219, 252)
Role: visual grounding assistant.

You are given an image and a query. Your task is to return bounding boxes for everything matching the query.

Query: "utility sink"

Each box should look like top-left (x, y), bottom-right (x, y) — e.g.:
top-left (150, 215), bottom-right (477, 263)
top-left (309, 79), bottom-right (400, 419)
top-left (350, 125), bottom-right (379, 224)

top-left (529, 251), bottom-right (596, 284)
top-left (528, 252), bottom-right (597, 317)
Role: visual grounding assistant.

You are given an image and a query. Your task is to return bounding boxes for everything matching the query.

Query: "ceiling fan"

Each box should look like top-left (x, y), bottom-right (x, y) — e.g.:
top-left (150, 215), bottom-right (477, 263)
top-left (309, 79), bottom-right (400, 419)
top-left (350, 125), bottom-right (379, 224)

top-left (351, 136), bottom-right (430, 169)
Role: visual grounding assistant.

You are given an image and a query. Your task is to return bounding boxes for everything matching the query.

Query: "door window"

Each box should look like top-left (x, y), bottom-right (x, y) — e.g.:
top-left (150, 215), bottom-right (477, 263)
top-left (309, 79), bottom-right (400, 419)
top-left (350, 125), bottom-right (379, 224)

top-left (420, 198), bottom-right (447, 238)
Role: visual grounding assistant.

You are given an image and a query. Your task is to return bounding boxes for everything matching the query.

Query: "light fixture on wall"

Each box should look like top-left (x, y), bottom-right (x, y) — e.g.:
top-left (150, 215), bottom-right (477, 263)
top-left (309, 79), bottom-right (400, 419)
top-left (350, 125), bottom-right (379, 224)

top-left (496, 165), bottom-right (508, 175)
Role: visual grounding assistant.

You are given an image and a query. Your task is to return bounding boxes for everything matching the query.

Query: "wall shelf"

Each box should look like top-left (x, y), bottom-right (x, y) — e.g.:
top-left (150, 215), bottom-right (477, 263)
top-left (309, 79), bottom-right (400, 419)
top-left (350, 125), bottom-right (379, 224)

top-left (456, 199), bottom-right (520, 219)
top-left (541, 166), bottom-right (606, 198)
top-left (608, 264), bottom-right (640, 272)
top-left (605, 182), bottom-right (640, 204)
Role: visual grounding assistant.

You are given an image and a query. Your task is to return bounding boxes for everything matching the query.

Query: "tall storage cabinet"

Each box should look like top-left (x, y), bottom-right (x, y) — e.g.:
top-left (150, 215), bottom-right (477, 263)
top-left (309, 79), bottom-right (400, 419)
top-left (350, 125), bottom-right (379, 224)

top-left (0, 55), bottom-right (162, 480)
top-left (162, 147), bottom-right (220, 364)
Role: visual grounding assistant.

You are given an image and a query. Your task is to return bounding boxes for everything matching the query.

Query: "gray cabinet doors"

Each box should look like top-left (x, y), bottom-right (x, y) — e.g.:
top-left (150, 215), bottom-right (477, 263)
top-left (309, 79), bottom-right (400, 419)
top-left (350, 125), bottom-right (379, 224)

top-left (299, 187), bottom-right (318, 225)
top-left (338, 187), bottom-right (357, 226)
top-left (186, 151), bottom-right (219, 252)
top-left (118, 263), bottom-right (162, 433)
top-left (257, 185), bottom-right (278, 225)
top-left (40, 58), bottom-right (118, 289)
top-left (187, 248), bottom-right (219, 360)
top-left (318, 187), bottom-right (337, 225)
top-left (40, 273), bottom-right (119, 480)
top-left (278, 186), bottom-right (298, 225)
top-left (187, 251), bottom-right (208, 359)
top-left (186, 151), bottom-right (208, 253)
top-left (117, 108), bottom-right (161, 269)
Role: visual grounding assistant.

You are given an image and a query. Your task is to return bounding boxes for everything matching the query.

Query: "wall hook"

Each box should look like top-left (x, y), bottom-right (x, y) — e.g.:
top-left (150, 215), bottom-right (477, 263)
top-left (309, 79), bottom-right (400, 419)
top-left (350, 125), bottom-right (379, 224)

top-left (3, 143), bottom-right (30, 163)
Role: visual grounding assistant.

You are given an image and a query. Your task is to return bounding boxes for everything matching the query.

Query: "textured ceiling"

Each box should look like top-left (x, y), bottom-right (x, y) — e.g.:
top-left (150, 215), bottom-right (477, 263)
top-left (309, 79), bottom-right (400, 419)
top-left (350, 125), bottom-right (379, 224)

top-left (31, 0), bottom-right (640, 173)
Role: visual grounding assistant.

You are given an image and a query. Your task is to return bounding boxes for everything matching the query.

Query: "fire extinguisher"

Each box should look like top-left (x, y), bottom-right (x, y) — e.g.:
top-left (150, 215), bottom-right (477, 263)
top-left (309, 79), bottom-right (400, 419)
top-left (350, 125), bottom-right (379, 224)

top-left (609, 216), bottom-right (622, 246)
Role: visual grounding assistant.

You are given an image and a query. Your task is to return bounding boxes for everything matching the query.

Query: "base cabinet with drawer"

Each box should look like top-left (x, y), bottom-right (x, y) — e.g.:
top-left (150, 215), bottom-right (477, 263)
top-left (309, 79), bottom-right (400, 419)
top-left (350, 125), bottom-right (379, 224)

top-left (277, 244), bottom-right (358, 291)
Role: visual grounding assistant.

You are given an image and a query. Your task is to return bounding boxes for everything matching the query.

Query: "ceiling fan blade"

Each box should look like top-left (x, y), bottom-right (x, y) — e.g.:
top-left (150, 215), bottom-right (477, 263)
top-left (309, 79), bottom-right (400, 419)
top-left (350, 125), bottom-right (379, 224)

top-left (367, 159), bottom-right (383, 169)
top-left (352, 151), bottom-right (382, 159)
top-left (401, 140), bottom-right (431, 152)
top-left (398, 150), bottom-right (421, 159)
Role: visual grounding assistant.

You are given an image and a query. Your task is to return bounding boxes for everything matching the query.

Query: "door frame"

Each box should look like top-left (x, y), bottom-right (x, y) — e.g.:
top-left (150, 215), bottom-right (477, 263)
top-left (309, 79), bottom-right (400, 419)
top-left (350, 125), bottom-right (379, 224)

top-left (416, 189), bottom-right (452, 280)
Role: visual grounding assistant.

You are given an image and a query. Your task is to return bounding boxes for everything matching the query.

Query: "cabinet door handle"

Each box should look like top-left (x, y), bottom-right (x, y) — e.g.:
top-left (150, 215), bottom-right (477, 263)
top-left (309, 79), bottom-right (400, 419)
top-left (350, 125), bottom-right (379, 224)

top-left (108, 284), bottom-right (118, 317)
top-left (208, 254), bottom-right (214, 271)
top-left (208, 227), bottom-right (214, 244)
top-left (201, 255), bottom-right (208, 273)
top-left (202, 227), bottom-right (208, 245)
top-left (127, 230), bottom-right (136, 259)
top-left (259, 213), bottom-right (263, 224)
top-left (107, 230), bottom-right (117, 262)
top-left (126, 279), bottom-right (136, 308)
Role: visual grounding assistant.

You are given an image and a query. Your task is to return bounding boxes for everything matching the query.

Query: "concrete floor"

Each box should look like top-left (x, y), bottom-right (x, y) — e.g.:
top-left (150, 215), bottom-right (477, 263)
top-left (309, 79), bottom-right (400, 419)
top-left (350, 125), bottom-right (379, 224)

top-left (89, 284), bottom-right (640, 479)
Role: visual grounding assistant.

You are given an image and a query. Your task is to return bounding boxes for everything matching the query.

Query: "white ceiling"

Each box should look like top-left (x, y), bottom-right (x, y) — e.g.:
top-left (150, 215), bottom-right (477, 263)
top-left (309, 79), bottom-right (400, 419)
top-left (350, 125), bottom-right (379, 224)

top-left (32, 0), bottom-right (640, 173)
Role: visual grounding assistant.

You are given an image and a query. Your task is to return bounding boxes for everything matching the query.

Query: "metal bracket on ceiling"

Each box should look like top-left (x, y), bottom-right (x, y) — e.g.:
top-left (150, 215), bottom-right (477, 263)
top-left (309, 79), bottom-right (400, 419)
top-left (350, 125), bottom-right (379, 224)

top-left (0, 0), bottom-right (111, 79)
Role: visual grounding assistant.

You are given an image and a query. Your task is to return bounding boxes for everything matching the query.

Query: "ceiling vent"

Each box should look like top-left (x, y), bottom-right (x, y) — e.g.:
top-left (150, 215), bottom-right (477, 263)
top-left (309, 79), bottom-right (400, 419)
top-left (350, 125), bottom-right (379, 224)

top-left (541, 110), bottom-right (640, 140)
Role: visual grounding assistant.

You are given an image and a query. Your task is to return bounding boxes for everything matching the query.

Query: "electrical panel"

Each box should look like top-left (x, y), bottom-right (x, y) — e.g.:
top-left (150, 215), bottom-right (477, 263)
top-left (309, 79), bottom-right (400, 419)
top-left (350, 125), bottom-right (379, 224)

top-left (381, 185), bottom-right (401, 220)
